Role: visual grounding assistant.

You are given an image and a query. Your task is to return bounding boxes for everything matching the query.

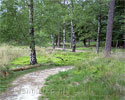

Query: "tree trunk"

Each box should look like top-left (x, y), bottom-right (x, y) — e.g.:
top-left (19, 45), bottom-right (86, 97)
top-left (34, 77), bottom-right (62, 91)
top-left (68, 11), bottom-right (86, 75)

top-left (96, 15), bottom-right (101, 53)
top-left (116, 40), bottom-right (118, 48)
top-left (83, 39), bottom-right (87, 47)
top-left (70, 21), bottom-right (73, 48)
top-left (55, 35), bottom-right (58, 46)
top-left (66, 0), bottom-right (73, 49)
top-left (88, 39), bottom-right (91, 47)
top-left (104, 0), bottom-right (115, 57)
top-left (111, 41), bottom-right (113, 47)
top-left (63, 0), bottom-right (66, 51)
top-left (57, 24), bottom-right (61, 48)
top-left (51, 34), bottom-right (55, 49)
top-left (29, 0), bottom-right (37, 65)
top-left (63, 21), bottom-right (66, 51)
top-left (71, 21), bottom-right (76, 52)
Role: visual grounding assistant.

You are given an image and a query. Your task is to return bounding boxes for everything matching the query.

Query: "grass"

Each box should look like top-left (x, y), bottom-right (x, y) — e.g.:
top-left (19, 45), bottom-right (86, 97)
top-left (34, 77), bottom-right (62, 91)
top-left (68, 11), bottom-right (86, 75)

top-left (0, 44), bottom-right (50, 68)
top-left (40, 54), bottom-right (125, 100)
top-left (0, 44), bottom-right (30, 67)
top-left (10, 56), bottom-right (51, 65)
top-left (0, 44), bottom-right (52, 93)
top-left (9, 51), bottom-right (95, 67)
top-left (0, 43), bottom-right (123, 68)
top-left (76, 46), bottom-right (125, 53)
top-left (76, 47), bottom-right (94, 51)
top-left (0, 43), bottom-right (125, 100)
top-left (0, 45), bottom-right (95, 94)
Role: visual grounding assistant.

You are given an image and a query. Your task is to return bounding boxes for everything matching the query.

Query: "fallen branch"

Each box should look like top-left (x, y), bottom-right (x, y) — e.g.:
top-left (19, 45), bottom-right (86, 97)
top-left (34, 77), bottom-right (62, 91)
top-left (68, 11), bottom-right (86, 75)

top-left (11, 63), bottom-right (53, 72)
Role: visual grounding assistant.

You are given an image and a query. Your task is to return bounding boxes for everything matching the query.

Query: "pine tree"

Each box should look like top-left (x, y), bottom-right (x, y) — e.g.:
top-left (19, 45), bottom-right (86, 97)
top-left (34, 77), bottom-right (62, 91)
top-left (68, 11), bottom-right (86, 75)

top-left (104, 0), bottom-right (115, 57)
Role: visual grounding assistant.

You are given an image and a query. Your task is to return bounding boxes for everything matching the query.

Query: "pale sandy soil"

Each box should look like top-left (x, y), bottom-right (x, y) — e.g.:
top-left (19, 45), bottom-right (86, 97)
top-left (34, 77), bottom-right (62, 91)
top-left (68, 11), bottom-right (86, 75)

top-left (0, 66), bottom-right (74, 100)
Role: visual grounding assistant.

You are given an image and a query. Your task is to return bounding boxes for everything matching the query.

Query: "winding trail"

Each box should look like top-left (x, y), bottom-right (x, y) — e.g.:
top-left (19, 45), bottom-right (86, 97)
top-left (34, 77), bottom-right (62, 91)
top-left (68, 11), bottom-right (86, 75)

top-left (55, 48), bottom-right (90, 52)
top-left (0, 66), bottom-right (74, 100)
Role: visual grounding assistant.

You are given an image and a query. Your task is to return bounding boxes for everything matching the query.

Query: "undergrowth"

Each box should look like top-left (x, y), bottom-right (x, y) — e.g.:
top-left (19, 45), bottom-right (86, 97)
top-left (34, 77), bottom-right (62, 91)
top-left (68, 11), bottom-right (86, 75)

top-left (40, 57), bottom-right (125, 100)
top-left (0, 44), bottom-right (124, 100)
top-left (10, 51), bottom-right (94, 67)
top-left (0, 50), bottom-right (94, 94)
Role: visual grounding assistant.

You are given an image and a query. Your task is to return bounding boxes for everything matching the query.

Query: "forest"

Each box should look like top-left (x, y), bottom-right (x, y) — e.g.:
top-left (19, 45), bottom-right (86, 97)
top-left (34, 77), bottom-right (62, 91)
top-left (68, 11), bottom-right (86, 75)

top-left (0, 0), bottom-right (125, 100)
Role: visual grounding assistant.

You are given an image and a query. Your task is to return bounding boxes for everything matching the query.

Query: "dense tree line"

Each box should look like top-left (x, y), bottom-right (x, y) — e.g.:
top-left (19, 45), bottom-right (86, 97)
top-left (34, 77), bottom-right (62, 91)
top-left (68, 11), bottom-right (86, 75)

top-left (0, 0), bottom-right (124, 64)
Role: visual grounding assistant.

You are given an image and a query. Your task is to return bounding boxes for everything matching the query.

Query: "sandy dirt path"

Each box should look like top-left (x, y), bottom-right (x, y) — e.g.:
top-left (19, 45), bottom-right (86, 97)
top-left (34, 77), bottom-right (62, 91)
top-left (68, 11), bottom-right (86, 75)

top-left (54, 48), bottom-right (90, 52)
top-left (0, 66), bottom-right (74, 100)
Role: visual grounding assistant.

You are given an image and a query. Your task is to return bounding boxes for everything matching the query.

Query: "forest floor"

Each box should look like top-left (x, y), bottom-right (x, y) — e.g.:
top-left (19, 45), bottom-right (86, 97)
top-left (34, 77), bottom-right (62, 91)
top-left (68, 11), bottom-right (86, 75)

top-left (0, 66), bottom-right (73, 100)
top-left (0, 44), bottom-right (124, 100)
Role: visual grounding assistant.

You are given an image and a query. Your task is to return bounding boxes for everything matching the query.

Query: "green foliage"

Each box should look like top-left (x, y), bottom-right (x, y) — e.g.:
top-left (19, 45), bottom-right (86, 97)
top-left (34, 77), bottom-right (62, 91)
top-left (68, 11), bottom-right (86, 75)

top-left (0, 0), bottom-right (124, 47)
top-left (0, 0), bottom-right (29, 43)
top-left (9, 51), bottom-right (93, 67)
top-left (112, 0), bottom-right (125, 46)
top-left (40, 56), bottom-right (125, 100)
top-left (51, 51), bottom-right (92, 66)
top-left (10, 56), bottom-right (51, 65)
top-left (73, 0), bottom-right (108, 41)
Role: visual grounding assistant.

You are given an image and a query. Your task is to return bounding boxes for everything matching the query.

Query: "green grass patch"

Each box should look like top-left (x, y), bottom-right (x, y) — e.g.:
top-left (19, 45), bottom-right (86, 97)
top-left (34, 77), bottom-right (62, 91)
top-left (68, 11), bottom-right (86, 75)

top-left (10, 56), bottom-right (51, 65)
top-left (0, 51), bottom-right (95, 94)
top-left (40, 56), bottom-right (125, 100)
top-left (9, 51), bottom-right (95, 68)
top-left (51, 51), bottom-right (92, 66)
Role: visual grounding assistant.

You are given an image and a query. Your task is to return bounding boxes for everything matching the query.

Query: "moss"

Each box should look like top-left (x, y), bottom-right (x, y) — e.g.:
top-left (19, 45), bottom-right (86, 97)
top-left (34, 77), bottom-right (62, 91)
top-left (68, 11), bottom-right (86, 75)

top-left (9, 52), bottom-right (94, 68)
top-left (10, 56), bottom-right (51, 65)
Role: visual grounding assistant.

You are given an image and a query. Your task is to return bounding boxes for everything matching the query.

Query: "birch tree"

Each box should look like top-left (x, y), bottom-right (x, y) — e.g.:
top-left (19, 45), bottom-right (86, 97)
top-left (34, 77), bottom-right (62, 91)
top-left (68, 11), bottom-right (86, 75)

top-left (71, 1), bottom-right (76, 52)
top-left (51, 34), bottom-right (55, 49)
top-left (96, 14), bottom-right (101, 53)
top-left (57, 24), bottom-right (61, 48)
top-left (63, 0), bottom-right (66, 51)
top-left (29, 0), bottom-right (37, 64)
top-left (67, 0), bottom-right (76, 52)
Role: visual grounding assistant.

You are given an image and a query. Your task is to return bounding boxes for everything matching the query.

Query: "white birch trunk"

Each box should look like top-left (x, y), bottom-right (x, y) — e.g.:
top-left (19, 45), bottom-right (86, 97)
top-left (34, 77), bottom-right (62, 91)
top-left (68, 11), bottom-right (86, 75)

top-left (29, 0), bottom-right (37, 65)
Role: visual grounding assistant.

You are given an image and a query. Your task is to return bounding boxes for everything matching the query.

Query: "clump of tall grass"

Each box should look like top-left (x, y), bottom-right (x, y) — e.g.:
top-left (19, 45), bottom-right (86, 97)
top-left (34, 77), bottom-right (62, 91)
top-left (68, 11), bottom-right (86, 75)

top-left (0, 44), bottom-right (52, 67)
top-left (111, 52), bottom-right (125, 59)
top-left (0, 44), bottom-right (29, 67)
top-left (35, 46), bottom-right (51, 58)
